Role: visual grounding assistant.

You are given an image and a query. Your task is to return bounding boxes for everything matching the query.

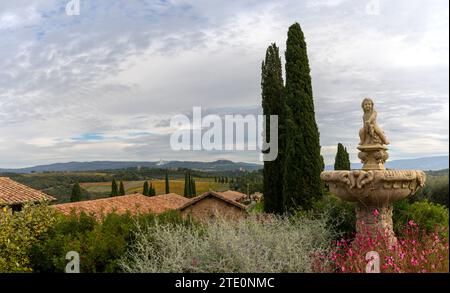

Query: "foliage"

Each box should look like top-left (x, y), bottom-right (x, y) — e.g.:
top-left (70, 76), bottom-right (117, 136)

top-left (311, 192), bottom-right (356, 238)
top-left (143, 181), bottom-right (149, 196)
top-left (283, 23), bottom-right (322, 212)
top-left (148, 183), bottom-right (156, 196)
top-left (261, 43), bottom-right (285, 214)
top-left (315, 220), bottom-right (449, 273)
top-left (165, 170), bottom-right (170, 194)
top-left (0, 204), bottom-right (57, 272)
top-left (29, 210), bottom-right (192, 273)
top-left (71, 183), bottom-right (82, 202)
top-left (119, 181), bottom-right (126, 196)
top-left (314, 193), bottom-right (449, 238)
top-left (184, 171), bottom-right (197, 198)
top-left (111, 178), bottom-right (118, 197)
top-left (412, 171), bottom-right (448, 207)
top-left (334, 143), bottom-right (351, 171)
top-left (394, 200), bottom-right (449, 234)
top-left (120, 214), bottom-right (334, 273)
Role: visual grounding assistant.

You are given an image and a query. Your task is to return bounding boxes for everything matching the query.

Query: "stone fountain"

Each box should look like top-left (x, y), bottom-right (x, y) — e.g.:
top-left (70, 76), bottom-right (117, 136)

top-left (321, 98), bottom-right (426, 243)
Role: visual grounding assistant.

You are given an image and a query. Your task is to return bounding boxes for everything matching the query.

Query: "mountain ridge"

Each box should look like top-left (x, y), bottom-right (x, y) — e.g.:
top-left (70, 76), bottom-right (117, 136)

top-left (1, 155), bottom-right (448, 173)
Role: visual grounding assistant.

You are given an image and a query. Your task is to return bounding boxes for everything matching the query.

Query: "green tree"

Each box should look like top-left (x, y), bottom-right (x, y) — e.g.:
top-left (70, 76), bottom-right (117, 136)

top-left (71, 183), bottom-right (82, 202)
top-left (165, 170), bottom-right (170, 194)
top-left (149, 183), bottom-right (156, 196)
top-left (192, 178), bottom-right (197, 196)
top-left (184, 172), bottom-right (190, 196)
top-left (282, 23), bottom-right (323, 212)
top-left (143, 181), bottom-right (149, 196)
top-left (334, 143), bottom-right (351, 170)
top-left (261, 43), bottom-right (285, 214)
top-left (119, 181), bottom-right (126, 196)
top-left (111, 178), bottom-right (119, 197)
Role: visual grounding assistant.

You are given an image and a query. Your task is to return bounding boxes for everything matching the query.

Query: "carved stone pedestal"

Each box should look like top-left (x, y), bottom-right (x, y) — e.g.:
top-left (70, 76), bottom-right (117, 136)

top-left (356, 204), bottom-right (396, 245)
top-left (357, 144), bottom-right (389, 171)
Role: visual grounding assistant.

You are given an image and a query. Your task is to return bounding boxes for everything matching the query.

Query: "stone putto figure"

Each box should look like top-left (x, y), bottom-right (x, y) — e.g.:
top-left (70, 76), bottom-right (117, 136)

top-left (359, 98), bottom-right (389, 145)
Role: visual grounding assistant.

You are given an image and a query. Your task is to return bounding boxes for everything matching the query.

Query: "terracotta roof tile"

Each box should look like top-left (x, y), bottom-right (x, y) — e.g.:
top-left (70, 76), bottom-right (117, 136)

top-left (216, 190), bottom-right (247, 202)
top-left (179, 191), bottom-right (248, 211)
top-left (0, 177), bottom-right (56, 206)
top-left (52, 193), bottom-right (189, 219)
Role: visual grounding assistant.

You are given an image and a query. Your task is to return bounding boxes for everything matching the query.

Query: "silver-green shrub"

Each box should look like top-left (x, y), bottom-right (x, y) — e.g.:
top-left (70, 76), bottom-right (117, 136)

top-left (120, 215), bottom-right (334, 273)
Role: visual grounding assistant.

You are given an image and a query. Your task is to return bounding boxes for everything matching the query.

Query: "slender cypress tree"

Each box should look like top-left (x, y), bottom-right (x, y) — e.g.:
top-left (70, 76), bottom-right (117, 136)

top-left (143, 181), bottom-right (149, 196)
top-left (119, 181), bottom-right (125, 196)
top-left (71, 182), bottom-right (82, 202)
top-left (150, 183), bottom-right (156, 196)
top-left (165, 170), bottom-right (170, 194)
top-left (334, 143), bottom-right (351, 170)
top-left (111, 178), bottom-right (118, 197)
top-left (184, 172), bottom-right (190, 196)
top-left (283, 23), bottom-right (322, 211)
top-left (192, 178), bottom-right (196, 196)
top-left (261, 43), bottom-right (285, 214)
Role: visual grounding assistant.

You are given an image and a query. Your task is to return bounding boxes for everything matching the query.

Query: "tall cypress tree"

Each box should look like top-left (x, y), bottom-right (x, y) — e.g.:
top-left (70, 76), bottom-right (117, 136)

top-left (283, 23), bottom-right (322, 211)
top-left (261, 43), bottom-right (285, 214)
top-left (71, 182), bottom-right (82, 202)
top-left (111, 178), bottom-right (118, 197)
top-left (165, 170), bottom-right (170, 194)
top-left (119, 181), bottom-right (125, 196)
top-left (190, 177), bottom-right (196, 197)
top-left (334, 143), bottom-right (351, 170)
top-left (143, 181), bottom-right (149, 196)
top-left (149, 183), bottom-right (156, 196)
top-left (184, 171), bottom-right (190, 197)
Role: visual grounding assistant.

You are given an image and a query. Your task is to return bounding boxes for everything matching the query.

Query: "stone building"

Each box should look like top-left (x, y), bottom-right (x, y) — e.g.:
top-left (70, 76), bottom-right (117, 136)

top-left (178, 191), bottom-right (248, 223)
top-left (0, 177), bottom-right (56, 211)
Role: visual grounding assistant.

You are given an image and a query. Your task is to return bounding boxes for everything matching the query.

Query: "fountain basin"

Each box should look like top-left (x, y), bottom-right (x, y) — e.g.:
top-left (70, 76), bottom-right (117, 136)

top-left (320, 169), bottom-right (426, 206)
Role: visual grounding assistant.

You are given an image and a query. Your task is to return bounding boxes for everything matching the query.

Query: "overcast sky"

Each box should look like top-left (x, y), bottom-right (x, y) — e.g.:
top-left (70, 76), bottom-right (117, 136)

top-left (0, 0), bottom-right (448, 168)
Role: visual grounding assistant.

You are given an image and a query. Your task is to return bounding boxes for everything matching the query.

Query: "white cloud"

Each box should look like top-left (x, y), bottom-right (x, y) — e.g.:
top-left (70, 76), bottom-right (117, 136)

top-left (0, 0), bottom-right (448, 168)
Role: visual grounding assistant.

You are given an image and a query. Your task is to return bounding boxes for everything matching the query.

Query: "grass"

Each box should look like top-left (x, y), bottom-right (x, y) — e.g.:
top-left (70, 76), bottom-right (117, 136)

top-left (80, 179), bottom-right (229, 196)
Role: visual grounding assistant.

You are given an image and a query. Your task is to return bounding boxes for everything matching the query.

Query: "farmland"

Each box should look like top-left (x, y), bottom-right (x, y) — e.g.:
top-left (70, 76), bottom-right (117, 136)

top-left (80, 179), bottom-right (229, 196)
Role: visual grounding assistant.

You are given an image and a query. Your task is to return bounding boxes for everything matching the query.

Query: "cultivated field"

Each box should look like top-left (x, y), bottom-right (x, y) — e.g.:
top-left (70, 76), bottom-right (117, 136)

top-left (80, 179), bottom-right (229, 195)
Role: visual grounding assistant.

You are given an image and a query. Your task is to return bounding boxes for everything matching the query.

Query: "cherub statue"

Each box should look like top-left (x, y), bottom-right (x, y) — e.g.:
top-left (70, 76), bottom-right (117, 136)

top-left (359, 98), bottom-right (389, 145)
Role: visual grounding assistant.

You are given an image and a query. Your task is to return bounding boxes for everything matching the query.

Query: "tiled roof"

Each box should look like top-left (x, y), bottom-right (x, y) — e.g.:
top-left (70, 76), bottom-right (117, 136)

top-left (52, 193), bottom-right (190, 219)
top-left (0, 177), bottom-right (56, 206)
top-left (216, 190), bottom-right (247, 202)
top-left (178, 191), bottom-right (248, 211)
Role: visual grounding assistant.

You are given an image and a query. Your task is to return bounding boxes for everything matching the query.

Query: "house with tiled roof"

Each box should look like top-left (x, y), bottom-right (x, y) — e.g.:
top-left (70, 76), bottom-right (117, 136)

top-left (52, 193), bottom-right (190, 220)
top-left (0, 177), bottom-right (56, 211)
top-left (178, 191), bottom-right (248, 222)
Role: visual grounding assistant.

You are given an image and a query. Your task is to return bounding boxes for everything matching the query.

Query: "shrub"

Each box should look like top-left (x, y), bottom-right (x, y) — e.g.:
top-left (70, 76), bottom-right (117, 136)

top-left (412, 172), bottom-right (449, 207)
top-left (311, 192), bottom-right (356, 238)
top-left (29, 210), bottom-right (193, 273)
top-left (394, 200), bottom-right (449, 234)
top-left (0, 204), bottom-right (57, 272)
top-left (120, 214), bottom-right (335, 273)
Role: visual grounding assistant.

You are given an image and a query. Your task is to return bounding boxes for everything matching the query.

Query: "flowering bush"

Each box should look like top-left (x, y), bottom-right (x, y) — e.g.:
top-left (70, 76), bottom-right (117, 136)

top-left (314, 216), bottom-right (449, 273)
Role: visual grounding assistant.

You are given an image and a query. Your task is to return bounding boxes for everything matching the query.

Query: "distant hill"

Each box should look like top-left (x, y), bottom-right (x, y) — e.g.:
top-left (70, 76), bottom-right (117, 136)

top-left (1, 155), bottom-right (447, 174)
top-left (325, 155), bottom-right (449, 171)
top-left (0, 159), bottom-right (263, 173)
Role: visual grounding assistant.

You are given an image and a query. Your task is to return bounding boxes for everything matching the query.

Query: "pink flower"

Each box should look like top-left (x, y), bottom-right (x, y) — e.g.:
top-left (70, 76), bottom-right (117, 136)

top-left (411, 258), bottom-right (419, 266)
top-left (373, 209), bottom-right (380, 217)
top-left (408, 220), bottom-right (416, 227)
